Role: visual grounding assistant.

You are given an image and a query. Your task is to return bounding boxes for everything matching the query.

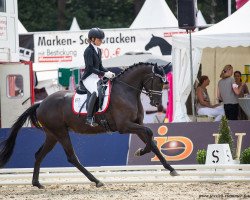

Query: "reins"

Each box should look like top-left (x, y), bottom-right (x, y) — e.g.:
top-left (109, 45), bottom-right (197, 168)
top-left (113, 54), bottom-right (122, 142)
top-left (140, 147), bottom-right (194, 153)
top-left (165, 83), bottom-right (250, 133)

top-left (114, 73), bottom-right (162, 97)
top-left (115, 79), bottom-right (149, 95)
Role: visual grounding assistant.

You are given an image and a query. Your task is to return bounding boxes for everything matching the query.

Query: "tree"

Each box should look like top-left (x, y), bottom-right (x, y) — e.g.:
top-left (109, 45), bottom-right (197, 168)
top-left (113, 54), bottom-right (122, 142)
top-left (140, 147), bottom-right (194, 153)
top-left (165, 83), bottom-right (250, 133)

top-left (18, 0), bottom-right (233, 31)
top-left (18, 0), bottom-right (135, 31)
top-left (57, 0), bottom-right (66, 30)
top-left (18, 0), bottom-right (57, 31)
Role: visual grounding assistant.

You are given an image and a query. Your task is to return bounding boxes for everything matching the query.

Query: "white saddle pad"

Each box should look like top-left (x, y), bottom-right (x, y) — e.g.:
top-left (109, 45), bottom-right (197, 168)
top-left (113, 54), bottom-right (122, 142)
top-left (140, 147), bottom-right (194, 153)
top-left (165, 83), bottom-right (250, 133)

top-left (72, 81), bottom-right (111, 115)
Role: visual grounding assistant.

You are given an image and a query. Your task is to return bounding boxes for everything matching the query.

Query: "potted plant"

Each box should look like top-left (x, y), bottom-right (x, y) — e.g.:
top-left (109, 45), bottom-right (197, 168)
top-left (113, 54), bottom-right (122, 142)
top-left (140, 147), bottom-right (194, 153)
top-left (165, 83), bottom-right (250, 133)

top-left (218, 116), bottom-right (235, 157)
top-left (196, 149), bottom-right (206, 164)
top-left (240, 147), bottom-right (250, 164)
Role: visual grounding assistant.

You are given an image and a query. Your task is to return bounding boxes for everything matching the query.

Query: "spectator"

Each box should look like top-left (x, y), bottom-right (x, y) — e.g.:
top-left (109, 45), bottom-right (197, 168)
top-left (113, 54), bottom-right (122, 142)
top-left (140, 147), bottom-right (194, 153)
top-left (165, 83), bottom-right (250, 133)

top-left (196, 75), bottom-right (224, 121)
top-left (234, 71), bottom-right (249, 97)
top-left (218, 65), bottom-right (245, 120)
top-left (153, 104), bottom-right (166, 123)
top-left (234, 70), bottom-right (249, 120)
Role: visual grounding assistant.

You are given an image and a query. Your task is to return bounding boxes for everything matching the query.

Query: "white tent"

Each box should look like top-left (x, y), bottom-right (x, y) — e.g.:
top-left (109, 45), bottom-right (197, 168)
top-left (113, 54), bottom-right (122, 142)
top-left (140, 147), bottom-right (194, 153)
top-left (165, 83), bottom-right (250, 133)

top-left (172, 1), bottom-right (250, 122)
top-left (130, 0), bottom-right (178, 28)
top-left (18, 19), bottom-right (28, 34)
top-left (197, 10), bottom-right (207, 26)
top-left (70, 17), bottom-right (81, 31)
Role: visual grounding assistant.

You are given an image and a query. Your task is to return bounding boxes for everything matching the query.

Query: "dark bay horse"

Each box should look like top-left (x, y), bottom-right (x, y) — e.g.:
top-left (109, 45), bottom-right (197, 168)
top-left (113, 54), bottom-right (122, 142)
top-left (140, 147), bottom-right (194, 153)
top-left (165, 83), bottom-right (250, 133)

top-left (0, 63), bottom-right (179, 189)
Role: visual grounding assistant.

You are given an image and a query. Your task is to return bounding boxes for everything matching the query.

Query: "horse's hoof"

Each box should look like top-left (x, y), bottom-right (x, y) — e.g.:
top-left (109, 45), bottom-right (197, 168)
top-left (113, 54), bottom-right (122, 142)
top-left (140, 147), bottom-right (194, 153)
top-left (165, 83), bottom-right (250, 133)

top-left (96, 181), bottom-right (104, 188)
top-left (134, 148), bottom-right (143, 156)
top-left (170, 170), bottom-right (180, 176)
top-left (32, 181), bottom-right (45, 189)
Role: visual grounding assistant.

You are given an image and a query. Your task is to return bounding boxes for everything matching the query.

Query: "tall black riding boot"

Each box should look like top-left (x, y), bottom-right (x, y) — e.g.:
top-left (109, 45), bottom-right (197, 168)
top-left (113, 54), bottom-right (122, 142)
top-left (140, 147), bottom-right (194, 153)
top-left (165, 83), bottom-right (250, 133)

top-left (86, 92), bottom-right (98, 127)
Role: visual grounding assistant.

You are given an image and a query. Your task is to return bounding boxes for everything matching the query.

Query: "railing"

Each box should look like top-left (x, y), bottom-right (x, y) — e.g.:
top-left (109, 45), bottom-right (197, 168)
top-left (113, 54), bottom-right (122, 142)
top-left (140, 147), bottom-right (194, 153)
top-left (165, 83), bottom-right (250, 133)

top-left (1, 165), bottom-right (250, 186)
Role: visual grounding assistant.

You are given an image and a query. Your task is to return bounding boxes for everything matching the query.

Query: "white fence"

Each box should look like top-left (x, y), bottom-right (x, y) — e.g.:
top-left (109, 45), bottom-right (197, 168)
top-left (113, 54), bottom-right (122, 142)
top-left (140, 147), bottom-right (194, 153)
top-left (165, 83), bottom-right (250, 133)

top-left (0, 165), bottom-right (250, 186)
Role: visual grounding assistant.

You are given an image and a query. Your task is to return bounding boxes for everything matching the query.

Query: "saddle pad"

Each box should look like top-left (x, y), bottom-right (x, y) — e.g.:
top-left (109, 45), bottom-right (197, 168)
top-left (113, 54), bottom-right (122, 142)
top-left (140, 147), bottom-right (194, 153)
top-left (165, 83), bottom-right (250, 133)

top-left (72, 81), bottom-right (111, 115)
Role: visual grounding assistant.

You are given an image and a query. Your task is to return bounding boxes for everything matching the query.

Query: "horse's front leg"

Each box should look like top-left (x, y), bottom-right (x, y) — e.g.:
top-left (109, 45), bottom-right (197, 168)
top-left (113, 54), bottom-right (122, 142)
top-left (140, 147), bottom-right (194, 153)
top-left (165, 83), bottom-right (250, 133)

top-left (134, 133), bottom-right (152, 156)
top-left (120, 122), bottom-right (179, 176)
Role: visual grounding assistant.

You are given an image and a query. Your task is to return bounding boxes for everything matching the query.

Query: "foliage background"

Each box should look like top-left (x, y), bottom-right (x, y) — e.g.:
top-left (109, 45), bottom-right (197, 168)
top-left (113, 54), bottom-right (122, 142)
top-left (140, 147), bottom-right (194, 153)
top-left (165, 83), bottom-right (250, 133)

top-left (18, 0), bottom-right (236, 32)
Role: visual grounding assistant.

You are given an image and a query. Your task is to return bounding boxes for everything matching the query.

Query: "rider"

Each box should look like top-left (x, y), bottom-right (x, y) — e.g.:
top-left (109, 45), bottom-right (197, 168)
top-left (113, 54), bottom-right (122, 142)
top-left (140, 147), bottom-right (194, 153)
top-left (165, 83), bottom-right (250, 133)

top-left (81, 27), bottom-right (115, 127)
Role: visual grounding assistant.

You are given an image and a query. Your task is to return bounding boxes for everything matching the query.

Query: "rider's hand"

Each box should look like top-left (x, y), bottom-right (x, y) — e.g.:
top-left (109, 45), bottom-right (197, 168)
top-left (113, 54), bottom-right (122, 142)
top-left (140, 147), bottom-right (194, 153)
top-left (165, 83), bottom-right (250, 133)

top-left (110, 71), bottom-right (115, 78)
top-left (104, 71), bottom-right (115, 79)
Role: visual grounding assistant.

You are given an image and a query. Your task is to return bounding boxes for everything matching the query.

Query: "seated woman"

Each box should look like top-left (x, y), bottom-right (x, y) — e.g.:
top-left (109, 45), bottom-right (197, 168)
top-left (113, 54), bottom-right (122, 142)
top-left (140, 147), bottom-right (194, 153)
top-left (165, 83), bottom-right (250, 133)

top-left (196, 75), bottom-right (224, 121)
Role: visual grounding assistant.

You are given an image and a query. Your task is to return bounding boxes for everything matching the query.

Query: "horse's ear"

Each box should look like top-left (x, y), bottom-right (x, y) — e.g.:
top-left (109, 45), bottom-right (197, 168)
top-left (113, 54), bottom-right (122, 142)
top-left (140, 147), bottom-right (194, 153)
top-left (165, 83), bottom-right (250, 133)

top-left (152, 34), bottom-right (154, 37)
top-left (152, 64), bottom-right (158, 74)
top-left (163, 62), bottom-right (172, 74)
top-left (152, 64), bottom-right (168, 83)
top-left (153, 64), bottom-right (165, 79)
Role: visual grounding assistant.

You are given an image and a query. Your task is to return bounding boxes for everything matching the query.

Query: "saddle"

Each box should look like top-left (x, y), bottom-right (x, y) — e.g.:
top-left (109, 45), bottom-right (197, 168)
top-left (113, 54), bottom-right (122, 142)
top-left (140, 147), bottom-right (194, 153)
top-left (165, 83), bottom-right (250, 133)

top-left (73, 78), bottom-right (111, 115)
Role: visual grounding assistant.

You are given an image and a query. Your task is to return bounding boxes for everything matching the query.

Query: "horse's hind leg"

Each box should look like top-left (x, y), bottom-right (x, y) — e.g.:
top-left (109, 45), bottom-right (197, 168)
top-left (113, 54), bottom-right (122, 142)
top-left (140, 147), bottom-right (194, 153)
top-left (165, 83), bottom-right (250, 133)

top-left (32, 133), bottom-right (57, 189)
top-left (58, 131), bottom-right (104, 187)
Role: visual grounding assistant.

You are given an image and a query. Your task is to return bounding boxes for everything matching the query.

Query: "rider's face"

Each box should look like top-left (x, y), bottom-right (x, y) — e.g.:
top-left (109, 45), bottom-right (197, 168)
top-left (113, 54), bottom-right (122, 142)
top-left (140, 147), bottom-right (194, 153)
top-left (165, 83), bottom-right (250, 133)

top-left (93, 38), bottom-right (102, 46)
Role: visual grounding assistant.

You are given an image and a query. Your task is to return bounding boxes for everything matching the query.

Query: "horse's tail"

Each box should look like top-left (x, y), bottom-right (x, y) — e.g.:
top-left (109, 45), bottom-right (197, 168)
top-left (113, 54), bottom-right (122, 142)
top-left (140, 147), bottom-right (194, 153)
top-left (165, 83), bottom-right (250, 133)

top-left (0, 103), bottom-right (41, 168)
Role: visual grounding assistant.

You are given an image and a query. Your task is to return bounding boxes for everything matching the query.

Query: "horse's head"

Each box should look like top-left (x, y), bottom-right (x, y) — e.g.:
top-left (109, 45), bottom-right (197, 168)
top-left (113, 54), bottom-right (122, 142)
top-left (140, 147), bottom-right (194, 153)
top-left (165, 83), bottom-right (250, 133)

top-left (143, 64), bottom-right (166, 107)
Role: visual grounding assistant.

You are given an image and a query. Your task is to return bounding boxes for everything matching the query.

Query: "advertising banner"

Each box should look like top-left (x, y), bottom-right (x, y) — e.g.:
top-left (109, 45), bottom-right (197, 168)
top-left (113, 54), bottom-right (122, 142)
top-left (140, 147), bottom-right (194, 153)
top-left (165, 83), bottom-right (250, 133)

top-left (0, 128), bottom-right (129, 168)
top-left (127, 121), bottom-right (250, 165)
top-left (33, 28), bottom-right (184, 68)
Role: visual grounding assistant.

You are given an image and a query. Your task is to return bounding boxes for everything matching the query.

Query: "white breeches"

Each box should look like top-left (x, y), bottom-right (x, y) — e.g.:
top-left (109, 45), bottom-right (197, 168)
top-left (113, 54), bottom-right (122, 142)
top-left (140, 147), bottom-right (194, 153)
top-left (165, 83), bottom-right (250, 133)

top-left (197, 105), bottom-right (225, 121)
top-left (82, 74), bottom-right (99, 97)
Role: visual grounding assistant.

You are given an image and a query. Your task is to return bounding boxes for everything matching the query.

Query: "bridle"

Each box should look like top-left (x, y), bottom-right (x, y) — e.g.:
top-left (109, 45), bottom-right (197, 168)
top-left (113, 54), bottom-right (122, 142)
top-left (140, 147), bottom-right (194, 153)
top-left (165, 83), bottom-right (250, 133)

top-left (115, 72), bottom-right (164, 98)
top-left (142, 73), bottom-right (163, 98)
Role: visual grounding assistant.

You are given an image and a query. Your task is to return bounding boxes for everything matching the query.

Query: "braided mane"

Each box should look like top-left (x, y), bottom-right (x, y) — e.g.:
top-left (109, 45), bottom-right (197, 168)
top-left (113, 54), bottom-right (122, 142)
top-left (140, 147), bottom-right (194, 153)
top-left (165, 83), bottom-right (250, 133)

top-left (112, 62), bottom-right (157, 82)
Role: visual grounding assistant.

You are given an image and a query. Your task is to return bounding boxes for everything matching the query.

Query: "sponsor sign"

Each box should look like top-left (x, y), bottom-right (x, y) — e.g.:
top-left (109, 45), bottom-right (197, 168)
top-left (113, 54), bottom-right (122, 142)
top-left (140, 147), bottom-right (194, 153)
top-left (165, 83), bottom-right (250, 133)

top-left (127, 121), bottom-right (250, 165)
top-left (33, 28), bottom-right (184, 68)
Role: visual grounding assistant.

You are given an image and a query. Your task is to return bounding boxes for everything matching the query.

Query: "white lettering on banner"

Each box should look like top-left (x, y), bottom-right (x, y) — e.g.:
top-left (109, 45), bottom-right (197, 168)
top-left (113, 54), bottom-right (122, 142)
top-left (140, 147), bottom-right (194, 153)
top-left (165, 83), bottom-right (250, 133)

top-left (34, 28), bottom-right (183, 67)
top-left (0, 16), bottom-right (7, 40)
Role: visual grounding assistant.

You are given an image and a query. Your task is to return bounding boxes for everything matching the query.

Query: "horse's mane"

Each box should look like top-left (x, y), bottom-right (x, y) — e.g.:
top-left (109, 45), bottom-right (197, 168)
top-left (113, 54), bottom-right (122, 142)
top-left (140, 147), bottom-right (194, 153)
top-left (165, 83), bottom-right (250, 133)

top-left (112, 62), bottom-right (157, 82)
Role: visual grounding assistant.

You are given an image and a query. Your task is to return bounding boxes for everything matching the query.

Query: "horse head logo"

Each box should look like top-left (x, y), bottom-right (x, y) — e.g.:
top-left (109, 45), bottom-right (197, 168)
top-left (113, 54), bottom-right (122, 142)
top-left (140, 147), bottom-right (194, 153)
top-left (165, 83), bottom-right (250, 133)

top-left (145, 34), bottom-right (172, 55)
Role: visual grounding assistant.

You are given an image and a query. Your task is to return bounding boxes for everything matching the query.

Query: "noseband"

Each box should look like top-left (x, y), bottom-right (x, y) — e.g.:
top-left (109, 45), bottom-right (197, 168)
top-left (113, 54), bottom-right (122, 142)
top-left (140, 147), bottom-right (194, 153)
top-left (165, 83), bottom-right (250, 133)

top-left (143, 74), bottom-right (163, 98)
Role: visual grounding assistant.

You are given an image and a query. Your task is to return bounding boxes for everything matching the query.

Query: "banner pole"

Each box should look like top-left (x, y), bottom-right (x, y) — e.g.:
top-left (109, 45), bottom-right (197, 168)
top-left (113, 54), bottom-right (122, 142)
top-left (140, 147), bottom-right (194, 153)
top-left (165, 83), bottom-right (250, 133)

top-left (188, 30), bottom-right (196, 122)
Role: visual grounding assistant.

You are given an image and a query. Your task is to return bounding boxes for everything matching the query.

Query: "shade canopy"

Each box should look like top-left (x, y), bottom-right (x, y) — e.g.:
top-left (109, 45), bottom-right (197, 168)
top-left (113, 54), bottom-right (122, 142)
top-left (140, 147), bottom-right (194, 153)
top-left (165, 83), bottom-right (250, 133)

top-left (70, 17), bottom-right (81, 31)
top-left (130, 0), bottom-right (178, 28)
top-left (172, 2), bottom-right (250, 122)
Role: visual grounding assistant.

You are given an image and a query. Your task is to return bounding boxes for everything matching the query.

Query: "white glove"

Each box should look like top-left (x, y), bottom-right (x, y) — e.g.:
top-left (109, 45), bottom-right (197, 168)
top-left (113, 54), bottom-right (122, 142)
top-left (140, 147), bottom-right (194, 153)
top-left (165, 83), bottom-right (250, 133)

top-left (104, 71), bottom-right (115, 79)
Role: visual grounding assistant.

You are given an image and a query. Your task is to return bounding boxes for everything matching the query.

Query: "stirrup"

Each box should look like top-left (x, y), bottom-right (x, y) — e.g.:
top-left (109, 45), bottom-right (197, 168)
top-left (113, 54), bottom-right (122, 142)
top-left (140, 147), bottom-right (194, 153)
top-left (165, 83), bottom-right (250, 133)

top-left (86, 117), bottom-right (98, 127)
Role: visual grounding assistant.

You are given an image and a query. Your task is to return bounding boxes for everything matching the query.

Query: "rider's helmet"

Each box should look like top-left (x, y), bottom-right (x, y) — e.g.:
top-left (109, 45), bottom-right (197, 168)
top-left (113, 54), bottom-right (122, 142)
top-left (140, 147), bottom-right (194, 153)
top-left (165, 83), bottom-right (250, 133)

top-left (88, 28), bottom-right (105, 40)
